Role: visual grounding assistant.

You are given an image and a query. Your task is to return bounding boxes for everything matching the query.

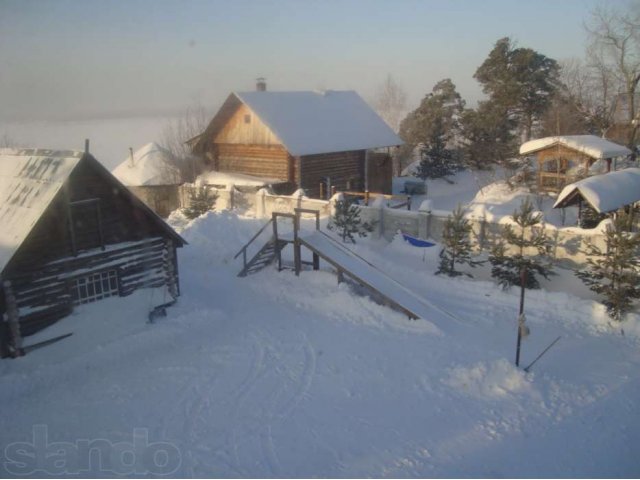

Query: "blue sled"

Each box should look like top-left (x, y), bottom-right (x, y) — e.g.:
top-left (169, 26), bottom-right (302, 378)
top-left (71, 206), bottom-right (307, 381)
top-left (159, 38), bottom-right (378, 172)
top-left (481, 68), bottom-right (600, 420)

top-left (401, 232), bottom-right (436, 248)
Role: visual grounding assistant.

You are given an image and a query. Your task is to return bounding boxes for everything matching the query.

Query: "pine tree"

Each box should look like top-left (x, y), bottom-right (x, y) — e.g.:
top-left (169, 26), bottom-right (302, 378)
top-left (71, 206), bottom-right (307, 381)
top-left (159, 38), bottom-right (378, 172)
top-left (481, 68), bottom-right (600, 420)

top-left (575, 213), bottom-right (640, 321)
top-left (327, 199), bottom-right (375, 243)
top-left (399, 78), bottom-right (465, 179)
top-left (489, 198), bottom-right (554, 289)
top-left (414, 116), bottom-right (462, 180)
top-left (182, 187), bottom-right (217, 219)
top-left (436, 205), bottom-right (484, 277)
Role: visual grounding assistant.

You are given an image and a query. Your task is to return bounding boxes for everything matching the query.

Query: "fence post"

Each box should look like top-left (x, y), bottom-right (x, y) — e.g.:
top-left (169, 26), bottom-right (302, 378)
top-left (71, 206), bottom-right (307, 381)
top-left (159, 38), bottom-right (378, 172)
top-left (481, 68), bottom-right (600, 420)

top-left (478, 216), bottom-right (487, 251)
top-left (255, 188), bottom-right (267, 219)
top-left (229, 185), bottom-right (235, 210)
top-left (418, 200), bottom-right (432, 240)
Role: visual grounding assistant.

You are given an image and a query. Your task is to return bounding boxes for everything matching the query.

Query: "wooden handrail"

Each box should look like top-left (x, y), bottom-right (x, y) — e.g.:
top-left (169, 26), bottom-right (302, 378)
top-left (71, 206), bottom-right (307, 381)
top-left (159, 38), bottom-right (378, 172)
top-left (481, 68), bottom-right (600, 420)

top-left (233, 218), bottom-right (273, 260)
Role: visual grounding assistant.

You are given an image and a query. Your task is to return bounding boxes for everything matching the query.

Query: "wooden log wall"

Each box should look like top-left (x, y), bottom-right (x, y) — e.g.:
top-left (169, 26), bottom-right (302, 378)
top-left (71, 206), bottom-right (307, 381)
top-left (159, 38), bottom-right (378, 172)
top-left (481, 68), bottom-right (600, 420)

top-left (5, 237), bottom-right (172, 337)
top-left (299, 150), bottom-right (365, 198)
top-left (216, 144), bottom-right (292, 181)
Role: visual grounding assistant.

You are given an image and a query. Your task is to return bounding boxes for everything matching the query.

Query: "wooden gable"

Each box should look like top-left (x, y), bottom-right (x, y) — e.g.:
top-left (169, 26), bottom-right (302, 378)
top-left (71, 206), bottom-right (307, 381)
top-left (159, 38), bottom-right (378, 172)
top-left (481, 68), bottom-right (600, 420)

top-left (214, 103), bottom-right (282, 146)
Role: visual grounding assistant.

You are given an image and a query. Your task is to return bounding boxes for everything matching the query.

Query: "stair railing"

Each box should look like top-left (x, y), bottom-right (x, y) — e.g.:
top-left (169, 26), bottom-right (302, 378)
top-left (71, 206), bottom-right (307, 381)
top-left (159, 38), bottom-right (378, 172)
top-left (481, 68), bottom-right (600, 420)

top-left (233, 218), bottom-right (274, 271)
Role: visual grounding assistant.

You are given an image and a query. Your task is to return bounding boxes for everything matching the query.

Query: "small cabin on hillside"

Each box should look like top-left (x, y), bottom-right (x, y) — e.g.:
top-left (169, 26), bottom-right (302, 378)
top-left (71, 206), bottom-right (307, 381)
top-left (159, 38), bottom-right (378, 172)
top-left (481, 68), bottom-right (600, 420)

top-left (112, 142), bottom-right (182, 218)
top-left (519, 135), bottom-right (631, 192)
top-left (0, 148), bottom-right (186, 357)
top-left (189, 85), bottom-right (402, 198)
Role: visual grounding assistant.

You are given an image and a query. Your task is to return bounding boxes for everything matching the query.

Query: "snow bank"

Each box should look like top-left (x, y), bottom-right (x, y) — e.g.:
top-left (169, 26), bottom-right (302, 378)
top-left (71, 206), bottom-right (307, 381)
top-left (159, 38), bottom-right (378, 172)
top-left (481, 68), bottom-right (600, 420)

top-left (443, 358), bottom-right (534, 399)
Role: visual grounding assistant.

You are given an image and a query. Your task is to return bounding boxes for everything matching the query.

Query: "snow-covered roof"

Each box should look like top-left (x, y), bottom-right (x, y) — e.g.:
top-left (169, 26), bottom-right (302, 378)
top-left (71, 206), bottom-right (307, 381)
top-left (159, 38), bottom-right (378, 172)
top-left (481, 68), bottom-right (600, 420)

top-left (553, 168), bottom-right (640, 213)
top-left (519, 135), bottom-right (631, 160)
top-left (112, 142), bottom-right (180, 186)
top-left (231, 90), bottom-right (403, 156)
top-left (0, 148), bottom-right (83, 273)
top-left (196, 171), bottom-right (282, 188)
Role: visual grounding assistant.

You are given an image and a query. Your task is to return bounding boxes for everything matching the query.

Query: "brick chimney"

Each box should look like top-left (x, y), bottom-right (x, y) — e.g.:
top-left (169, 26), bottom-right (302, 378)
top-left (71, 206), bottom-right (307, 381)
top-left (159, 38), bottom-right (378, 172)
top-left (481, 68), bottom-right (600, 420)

top-left (256, 77), bottom-right (266, 92)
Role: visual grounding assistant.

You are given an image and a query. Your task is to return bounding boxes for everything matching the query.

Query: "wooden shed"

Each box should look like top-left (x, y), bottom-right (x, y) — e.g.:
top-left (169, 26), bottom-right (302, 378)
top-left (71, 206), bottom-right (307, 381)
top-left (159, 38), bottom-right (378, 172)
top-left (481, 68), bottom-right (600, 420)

top-left (0, 148), bottom-right (186, 357)
top-left (190, 87), bottom-right (402, 198)
top-left (519, 135), bottom-right (631, 192)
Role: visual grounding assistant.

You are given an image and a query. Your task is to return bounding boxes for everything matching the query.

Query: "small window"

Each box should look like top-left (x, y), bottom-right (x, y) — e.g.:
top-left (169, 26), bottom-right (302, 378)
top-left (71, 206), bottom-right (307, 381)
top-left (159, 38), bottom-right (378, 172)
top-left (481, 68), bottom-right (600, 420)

top-left (71, 270), bottom-right (119, 305)
top-left (244, 114), bottom-right (251, 124)
top-left (69, 198), bottom-right (104, 253)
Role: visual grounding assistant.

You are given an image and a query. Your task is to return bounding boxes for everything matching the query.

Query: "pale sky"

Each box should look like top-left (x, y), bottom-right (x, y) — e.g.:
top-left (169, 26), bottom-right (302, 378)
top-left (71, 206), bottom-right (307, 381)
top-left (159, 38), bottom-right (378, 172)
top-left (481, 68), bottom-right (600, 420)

top-left (0, 0), bottom-right (610, 122)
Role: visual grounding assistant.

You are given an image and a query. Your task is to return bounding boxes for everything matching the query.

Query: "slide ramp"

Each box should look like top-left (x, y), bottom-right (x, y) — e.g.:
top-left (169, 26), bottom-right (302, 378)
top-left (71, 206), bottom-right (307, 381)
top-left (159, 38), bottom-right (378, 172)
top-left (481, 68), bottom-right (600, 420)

top-left (299, 231), bottom-right (458, 330)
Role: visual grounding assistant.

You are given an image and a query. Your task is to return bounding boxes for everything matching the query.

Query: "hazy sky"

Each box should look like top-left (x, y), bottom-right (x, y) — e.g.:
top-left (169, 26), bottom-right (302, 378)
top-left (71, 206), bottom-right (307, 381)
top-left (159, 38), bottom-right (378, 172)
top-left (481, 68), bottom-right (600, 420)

top-left (0, 0), bottom-right (609, 122)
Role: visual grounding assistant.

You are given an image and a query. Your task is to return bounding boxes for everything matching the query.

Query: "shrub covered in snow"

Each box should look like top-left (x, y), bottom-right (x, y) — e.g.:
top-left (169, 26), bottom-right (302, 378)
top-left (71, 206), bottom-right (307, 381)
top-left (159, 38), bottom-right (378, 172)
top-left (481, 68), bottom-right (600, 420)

top-left (182, 187), bottom-right (218, 219)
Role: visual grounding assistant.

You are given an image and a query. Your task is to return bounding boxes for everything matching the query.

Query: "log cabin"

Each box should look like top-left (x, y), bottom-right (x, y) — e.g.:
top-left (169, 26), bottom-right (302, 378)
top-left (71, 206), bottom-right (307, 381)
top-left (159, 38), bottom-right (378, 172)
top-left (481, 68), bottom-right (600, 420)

top-left (0, 148), bottom-right (186, 357)
top-left (519, 135), bottom-right (631, 192)
top-left (190, 83), bottom-right (402, 198)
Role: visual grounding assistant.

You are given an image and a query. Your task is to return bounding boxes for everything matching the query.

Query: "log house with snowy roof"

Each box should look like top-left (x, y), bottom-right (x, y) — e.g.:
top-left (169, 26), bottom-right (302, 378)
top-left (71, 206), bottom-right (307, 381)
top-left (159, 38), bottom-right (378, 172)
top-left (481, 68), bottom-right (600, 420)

top-left (190, 82), bottom-right (403, 198)
top-left (0, 148), bottom-right (186, 357)
top-left (519, 135), bottom-right (632, 192)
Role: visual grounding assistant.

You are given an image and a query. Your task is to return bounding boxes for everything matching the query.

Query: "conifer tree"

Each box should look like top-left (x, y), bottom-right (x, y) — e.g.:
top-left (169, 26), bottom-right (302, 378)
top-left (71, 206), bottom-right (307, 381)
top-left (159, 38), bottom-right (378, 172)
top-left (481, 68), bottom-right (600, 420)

top-left (183, 187), bottom-right (217, 219)
top-left (436, 205), bottom-right (484, 277)
top-left (327, 199), bottom-right (375, 243)
top-left (490, 198), bottom-right (554, 367)
top-left (489, 198), bottom-right (554, 289)
top-left (575, 213), bottom-right (640, 321)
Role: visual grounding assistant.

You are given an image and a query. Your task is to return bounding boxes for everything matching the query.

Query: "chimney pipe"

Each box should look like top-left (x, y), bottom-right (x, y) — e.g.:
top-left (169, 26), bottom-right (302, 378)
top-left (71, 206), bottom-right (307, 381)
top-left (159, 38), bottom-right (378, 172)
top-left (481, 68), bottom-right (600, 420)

top-left (256, 77), bottom-right (266, 92)
top-left (129, 147), bottom-right (135, 167)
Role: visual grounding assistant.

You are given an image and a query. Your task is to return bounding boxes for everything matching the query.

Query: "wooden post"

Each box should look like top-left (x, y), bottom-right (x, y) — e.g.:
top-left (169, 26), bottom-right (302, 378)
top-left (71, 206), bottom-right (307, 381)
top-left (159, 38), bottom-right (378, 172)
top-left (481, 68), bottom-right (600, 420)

top-left (3, 281), bottom-right (23, 357)
top-left (272, 213), bottom-right (282, 271)
top-left (364, 190), bottom-right (370, 206)
top-left (319, 182), bottom-right (325, 200)
top-left (294, 213), bottom-right (301, 276)
top-left (313, 253), bottom-right (319, 270)
top-left (407, 195), bottom-right (411, 211)
top-left (331, 185), bottom-right (337, 197)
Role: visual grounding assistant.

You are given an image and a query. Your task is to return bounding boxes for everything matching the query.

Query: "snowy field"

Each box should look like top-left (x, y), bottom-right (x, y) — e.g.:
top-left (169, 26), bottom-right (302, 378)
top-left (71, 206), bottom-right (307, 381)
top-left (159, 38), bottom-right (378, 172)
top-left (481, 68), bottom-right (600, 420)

top-left (1, 210), bottom-right (639, 477)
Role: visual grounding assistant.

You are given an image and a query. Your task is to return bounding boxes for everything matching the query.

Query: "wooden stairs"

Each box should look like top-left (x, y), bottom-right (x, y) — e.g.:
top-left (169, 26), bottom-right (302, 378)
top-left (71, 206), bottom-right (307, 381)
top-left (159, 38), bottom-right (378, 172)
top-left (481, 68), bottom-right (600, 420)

top-left (237, 237), bottom-right (287, 277)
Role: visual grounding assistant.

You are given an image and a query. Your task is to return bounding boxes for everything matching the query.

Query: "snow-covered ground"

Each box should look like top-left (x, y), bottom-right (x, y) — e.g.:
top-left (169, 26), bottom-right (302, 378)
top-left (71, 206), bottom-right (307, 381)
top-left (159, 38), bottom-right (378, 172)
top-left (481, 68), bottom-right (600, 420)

top-left (1, 210), bottom-right (639, 477)
top-left (395, 169), bottom-right (584, 228)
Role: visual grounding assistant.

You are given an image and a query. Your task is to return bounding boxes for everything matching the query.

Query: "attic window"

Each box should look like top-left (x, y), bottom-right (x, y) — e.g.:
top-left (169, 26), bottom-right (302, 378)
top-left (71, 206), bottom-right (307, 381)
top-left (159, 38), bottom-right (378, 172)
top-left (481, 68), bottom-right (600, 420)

top-left (244, 114), bottom-right (251, 124)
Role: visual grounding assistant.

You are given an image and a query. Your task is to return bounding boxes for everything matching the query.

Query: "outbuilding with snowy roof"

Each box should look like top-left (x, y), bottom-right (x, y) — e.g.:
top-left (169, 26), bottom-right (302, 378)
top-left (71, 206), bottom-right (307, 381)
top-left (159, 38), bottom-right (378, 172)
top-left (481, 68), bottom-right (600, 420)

top-left (553, 167), bottom-right (640, 224)
top-left (519, 135), bottom-right (631, 192)
top-left (190, 82), bottom-right (403, 198)
top-left (0, 148), bottom-right (185, 357)
top-left (112, 143), bottom-right (183, 217)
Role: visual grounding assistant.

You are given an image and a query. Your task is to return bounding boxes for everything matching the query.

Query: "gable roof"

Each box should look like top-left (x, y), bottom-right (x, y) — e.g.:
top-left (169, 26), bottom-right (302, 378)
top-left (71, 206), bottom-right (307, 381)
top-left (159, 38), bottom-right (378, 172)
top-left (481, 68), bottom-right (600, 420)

top-left (0, 148), bottom-right (185, 275)
top-left (520, 135), bottom-right (631, 160)
top-left (112, 142), bottom-right (181, 186)
top-left (194, 90), bottom-right (403, 157)
top-left (553, 168), bottom-right (640, 213)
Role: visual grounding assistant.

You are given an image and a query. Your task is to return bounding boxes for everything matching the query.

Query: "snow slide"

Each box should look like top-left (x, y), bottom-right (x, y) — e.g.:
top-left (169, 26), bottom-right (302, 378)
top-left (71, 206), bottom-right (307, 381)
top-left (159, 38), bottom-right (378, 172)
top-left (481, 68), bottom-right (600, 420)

top-left (299, 231), bottom-right (458, 331)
